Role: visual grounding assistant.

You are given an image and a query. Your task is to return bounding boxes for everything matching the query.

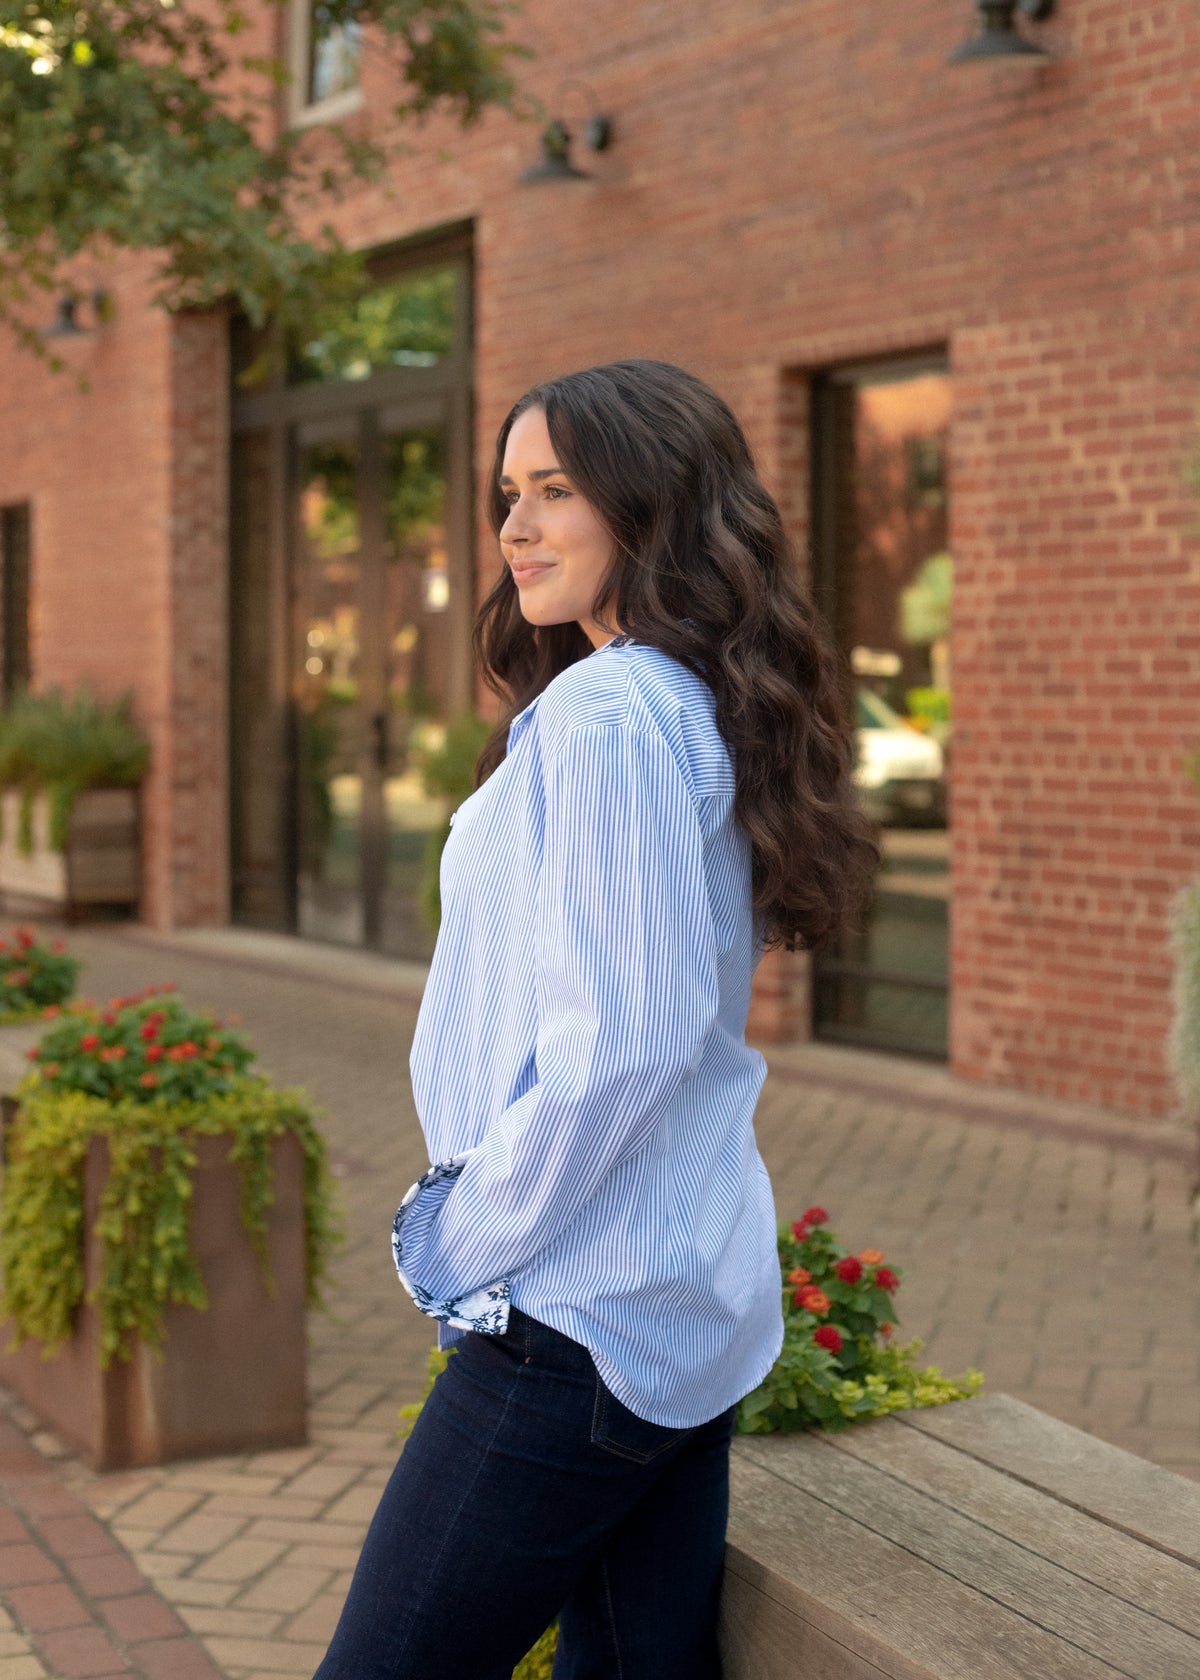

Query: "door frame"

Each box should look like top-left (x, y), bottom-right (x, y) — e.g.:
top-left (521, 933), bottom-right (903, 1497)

top-left (808, 351), bottom-right (952, 1059)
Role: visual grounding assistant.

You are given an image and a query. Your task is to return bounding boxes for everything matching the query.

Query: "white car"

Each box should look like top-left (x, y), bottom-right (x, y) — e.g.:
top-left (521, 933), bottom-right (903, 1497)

top-left (854, 689), bottom-right (946, 826)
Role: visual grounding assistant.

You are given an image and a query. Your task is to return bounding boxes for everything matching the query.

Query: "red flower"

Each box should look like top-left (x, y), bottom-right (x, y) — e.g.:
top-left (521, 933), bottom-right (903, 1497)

top-left (145, 1044), bottom-right (164, 1062)
top-left (166, 1045), bottom-right (187, 1062)
top-left (24, 1046), bottom-right (39, 1060)
top-left (100, 1012), bottom-right (117, 1027)
top-left (802, 1206), bottom-right (829, 1226)
top-left (879, 1322), bottom-right (894, 1340)
top-left (80, 1032), bottom-right (101, 1051)
top-left (141, 1022), bottom-right (159, 1041)
top-left (874, 1267), bottom-right (900, 1293)
top-left (16, 929), bottom-right (34, 950)
top-left (99, 1045), bottom-right (127, 1062)
top-left (140, 1071), bottom-right (159, 1089)
top-left (813, 1325), bottom-right (843, 1355)
top-left (795, 1286), bottom-right (831, 1315)
top-left (834, 1256), bottom-right (863, 1284)
top-left (790, 1220), bottom-right (809, 1241)
top-left (180, 1041), bottom-right (199, 1058)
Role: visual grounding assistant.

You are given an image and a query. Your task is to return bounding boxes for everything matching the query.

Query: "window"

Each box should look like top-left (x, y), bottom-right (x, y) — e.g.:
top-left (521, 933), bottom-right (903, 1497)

top-left (289, 0), bottom-right (363, 124)
top-left (0, 504), bottom-right (31, 703)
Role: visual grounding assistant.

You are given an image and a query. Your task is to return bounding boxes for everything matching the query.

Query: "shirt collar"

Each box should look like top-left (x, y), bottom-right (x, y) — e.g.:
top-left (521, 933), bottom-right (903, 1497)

top-left (506, 635), bottom-right (630, 749)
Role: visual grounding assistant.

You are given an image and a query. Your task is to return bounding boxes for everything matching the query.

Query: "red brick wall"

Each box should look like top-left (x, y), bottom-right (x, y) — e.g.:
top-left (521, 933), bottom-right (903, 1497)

top-left (0, 264), bottom-right (230, 929)
top-left (1, 0), bottom-right (1198, 1114)
top-left (950, 307), bottom-right (1200, 1114)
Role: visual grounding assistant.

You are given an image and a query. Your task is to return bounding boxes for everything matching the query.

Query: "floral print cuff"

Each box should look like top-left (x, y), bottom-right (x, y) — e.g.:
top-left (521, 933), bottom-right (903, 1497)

top-left (391, 1158), bottom-right (511, 1335)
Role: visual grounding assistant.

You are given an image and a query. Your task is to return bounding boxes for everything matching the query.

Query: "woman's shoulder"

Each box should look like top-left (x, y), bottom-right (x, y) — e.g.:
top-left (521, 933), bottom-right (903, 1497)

top-left (535, 639), bottom-right (732, 792)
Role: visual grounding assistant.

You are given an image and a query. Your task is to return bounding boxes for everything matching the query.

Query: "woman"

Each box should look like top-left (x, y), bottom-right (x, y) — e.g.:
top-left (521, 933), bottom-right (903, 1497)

top-left (313, 360), bottom-right (878, 1680)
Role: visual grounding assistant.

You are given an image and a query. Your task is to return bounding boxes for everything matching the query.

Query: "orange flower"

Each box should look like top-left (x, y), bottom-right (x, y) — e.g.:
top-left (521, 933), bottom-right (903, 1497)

top-left (880, 1322), bottom-right (894, 1340)
top-left (794, 1285), bottom-right (831, 1315)
top-left (858, 1248), bottom-right (884, 1264)
top-left (140, 1071), bottom-right (159, 1089)
top-left (785, 1267), bottom-right (811, 1287)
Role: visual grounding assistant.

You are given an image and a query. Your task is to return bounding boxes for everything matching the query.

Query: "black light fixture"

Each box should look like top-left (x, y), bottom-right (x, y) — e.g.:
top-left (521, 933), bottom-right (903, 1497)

top-left (44, 295), bottom-right (86, 338)
top-left (43, 288), bottom-right (113, 339)
top-left (517, 114), bottom-right (613, 184)
top-left (948, 0), bottom-right (1056, 65)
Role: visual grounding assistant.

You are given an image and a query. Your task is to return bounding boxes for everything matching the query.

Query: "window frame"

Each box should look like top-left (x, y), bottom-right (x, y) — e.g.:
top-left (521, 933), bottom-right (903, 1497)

top-left (286, 0), bottom-right (364, 128)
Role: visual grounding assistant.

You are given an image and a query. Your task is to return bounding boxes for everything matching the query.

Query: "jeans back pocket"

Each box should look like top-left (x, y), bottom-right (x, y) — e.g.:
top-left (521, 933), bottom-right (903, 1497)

top-left (590, 1369), bottom-right (693, 1465)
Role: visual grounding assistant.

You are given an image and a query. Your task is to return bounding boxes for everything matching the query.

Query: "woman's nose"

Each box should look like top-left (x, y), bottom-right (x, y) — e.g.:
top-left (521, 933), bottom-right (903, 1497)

top-left (501, 501), bottom-right (537, 545)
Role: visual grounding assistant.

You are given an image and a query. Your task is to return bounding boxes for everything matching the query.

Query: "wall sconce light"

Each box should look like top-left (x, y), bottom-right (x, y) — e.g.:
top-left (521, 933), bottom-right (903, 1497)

top-left (43, 289), bottom-right (114, 338)
top-left (517, 114), bottom-right (613, 184)
top-left (948, 0), bottom-right (1055, 65)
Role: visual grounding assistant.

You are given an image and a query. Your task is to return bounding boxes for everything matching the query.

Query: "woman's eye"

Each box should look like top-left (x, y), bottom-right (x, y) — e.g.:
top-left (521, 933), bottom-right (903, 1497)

top-left (543, 485), bottom-right (569, 500)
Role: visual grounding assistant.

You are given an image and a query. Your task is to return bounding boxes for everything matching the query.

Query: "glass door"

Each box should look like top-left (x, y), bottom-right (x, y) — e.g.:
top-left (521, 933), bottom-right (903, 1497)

top-left (293, 416), bottom-right (366, 948)
top-left (376, 412), bottom-right (455, 959)
top-left (290, 402), bottom-right (457, 959)
top-left (811, 361), bottom-right (952, 1057)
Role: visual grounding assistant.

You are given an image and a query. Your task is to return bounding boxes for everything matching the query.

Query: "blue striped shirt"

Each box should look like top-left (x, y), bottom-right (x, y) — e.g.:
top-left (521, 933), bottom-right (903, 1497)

top-left (394, 635), bottom-right (784, 1427)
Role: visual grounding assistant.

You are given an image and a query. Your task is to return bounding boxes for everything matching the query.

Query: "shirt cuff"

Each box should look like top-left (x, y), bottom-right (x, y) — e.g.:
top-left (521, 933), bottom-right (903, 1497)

top-left (390, 1156), bottom-right (511, 1335)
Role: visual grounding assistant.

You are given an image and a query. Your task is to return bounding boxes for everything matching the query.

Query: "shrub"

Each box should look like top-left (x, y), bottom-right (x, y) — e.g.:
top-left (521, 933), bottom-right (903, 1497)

top-left (25, 986), bottom-right (255, 1103)
top-left (736, 1207), bottom-right (982, 1434)
top-left (0, 925), bottom-right (81, 1021)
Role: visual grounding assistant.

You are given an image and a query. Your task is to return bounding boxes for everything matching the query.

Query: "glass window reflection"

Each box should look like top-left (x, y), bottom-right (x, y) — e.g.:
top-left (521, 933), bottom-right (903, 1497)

top-left (291, 267), bottom-right (456, 385)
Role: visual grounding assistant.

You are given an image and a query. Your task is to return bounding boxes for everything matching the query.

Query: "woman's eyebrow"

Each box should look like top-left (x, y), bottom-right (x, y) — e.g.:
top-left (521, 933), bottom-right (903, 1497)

top-left (498, 466), bottom-right (569, 486)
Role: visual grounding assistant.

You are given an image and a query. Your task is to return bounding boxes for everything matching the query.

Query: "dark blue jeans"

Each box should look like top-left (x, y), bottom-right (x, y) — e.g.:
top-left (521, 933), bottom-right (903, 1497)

top-left (312, 1307), bottom-right (737, 1679)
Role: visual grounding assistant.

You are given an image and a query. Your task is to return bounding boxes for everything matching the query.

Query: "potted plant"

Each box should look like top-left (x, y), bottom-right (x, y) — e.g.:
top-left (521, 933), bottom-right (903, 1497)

top-left (0, 686), bottom-right (150, 916)
top-left (0, 985), bottom-right (341, 1469)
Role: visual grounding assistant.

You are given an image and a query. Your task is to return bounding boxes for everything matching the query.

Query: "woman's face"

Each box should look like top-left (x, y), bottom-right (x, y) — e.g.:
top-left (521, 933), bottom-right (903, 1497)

top-left (498, 406), bottom-right (620, 649)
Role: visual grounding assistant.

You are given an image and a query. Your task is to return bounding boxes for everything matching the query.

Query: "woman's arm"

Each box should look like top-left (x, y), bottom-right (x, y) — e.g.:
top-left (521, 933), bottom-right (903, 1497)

top-left (393, 722), bottom-right (720, 1318)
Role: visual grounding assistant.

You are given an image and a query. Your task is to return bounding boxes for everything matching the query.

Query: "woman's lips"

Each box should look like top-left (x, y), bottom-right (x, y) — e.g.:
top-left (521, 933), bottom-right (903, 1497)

top-left (511, 563), bottom-right (554, 584)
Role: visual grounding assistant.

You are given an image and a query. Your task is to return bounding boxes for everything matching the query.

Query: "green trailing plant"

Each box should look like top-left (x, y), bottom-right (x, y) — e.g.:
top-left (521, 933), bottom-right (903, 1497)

top-left (0, 986), bottom-right (342, 1367)
top-left (397, 1209), bottom-right (981, 1675)
top-left (414, 711), bottom-right (494, 932)
top-left (737, 1207), bottom-right (982, 1433)
top-left (0, 924), bottom-right (80, 1021)
top-left (1168, 749), bottom-right (1200, 1114)
top-left (0, 686), bottom-right (150, 853)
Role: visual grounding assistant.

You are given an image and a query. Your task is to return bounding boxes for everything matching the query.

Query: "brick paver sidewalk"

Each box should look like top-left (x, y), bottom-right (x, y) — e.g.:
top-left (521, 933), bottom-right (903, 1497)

top-left (0, 1411), bottom-right (222, 1679)
top-left (1, 924), bottom-right (1197, 1679)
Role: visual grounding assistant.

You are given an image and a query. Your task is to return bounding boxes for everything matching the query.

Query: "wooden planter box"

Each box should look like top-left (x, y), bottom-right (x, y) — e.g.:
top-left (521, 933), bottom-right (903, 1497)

top-left (0, 786), bottom-right (140, 915)
top-left (0, 1126), bottom-right (308, 1469)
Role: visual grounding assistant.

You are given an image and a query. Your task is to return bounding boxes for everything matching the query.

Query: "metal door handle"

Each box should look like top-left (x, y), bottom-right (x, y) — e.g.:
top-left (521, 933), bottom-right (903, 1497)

top-left (371, 710), bottom-right (387, 771)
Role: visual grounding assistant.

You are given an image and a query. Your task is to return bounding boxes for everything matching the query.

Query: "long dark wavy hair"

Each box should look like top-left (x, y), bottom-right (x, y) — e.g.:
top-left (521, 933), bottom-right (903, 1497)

top-left (473, 359), bottom-right (879, 955)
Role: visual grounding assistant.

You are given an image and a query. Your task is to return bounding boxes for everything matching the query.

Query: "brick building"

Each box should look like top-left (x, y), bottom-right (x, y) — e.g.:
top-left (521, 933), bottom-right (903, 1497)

top-left (0, 0), bottom-right (1197, 1118)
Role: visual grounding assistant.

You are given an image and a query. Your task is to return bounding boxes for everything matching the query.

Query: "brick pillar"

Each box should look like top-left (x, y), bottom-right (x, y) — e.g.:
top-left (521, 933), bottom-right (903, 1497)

top-left (146, 308), bottom-right (230, 927)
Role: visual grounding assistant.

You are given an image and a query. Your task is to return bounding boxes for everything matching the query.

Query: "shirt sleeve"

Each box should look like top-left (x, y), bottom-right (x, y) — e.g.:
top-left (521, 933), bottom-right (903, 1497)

top-left (392, 722), bottom-right (720, 1321)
